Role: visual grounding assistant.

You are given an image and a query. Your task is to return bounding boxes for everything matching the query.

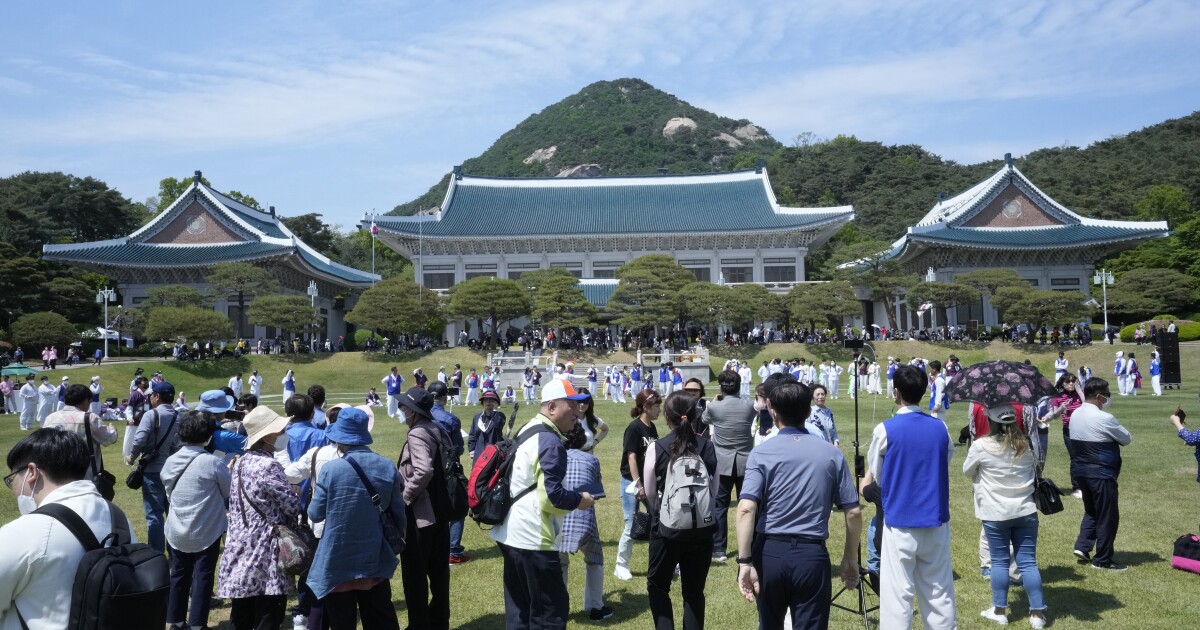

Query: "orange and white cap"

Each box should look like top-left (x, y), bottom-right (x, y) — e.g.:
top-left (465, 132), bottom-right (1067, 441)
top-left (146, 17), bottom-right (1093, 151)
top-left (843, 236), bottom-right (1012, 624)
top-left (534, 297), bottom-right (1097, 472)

top-left (540, 378), bottom-right (589, 403)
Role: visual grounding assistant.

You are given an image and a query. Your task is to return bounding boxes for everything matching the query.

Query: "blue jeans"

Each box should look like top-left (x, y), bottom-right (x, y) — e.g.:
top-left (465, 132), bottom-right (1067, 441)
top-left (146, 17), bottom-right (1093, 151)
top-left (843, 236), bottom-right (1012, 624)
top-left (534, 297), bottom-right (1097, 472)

top-left (866, 513), bottom-right (881, 573)
top-left (983, 513), bottom-right (1044, 610)
top-left (618, 476), bottom-right (636, 567)
top-left (142, 472), bottom-right (168, 553)
top-left (449, 519), bottom-right (465, 558)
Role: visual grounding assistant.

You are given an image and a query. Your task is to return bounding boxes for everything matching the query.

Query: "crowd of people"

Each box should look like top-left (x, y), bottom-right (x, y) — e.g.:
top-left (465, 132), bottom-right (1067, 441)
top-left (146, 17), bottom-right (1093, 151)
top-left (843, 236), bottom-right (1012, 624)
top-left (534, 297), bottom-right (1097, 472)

top-left (2, 343), bottom-right (1197, 630)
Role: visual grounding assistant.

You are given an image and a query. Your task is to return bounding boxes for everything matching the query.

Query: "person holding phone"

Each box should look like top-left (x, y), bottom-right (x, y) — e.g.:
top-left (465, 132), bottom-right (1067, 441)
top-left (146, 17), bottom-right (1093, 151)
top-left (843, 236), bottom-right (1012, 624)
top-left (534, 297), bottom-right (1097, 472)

top-left (1172, 407), bottom-right (1200, 483)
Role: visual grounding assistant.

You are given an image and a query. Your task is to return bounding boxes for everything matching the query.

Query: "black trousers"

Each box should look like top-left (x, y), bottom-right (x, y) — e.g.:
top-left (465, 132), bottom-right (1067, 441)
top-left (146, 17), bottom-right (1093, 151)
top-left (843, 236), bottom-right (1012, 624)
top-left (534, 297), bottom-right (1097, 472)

top-left (1061, 426), bottom-right (1081, 491)
top-left (1075, 476), bottom-right (1120, 566)
top-left (647, 533), bottom-right (712, 630)
top-left (166, 538), bottom-right (221, 628)
top-left (754, 536), bottom-right (831, 630)
top-left (498, 543), bottom-right (569, 629)
top-left (322, 580), bottom-right (400, 630)
top-left (229, 594), bottom-right (287, 630)
top-left (713, 474), bottom-right (743, 553)
top-left (400, 514), bottom-right (450, 630)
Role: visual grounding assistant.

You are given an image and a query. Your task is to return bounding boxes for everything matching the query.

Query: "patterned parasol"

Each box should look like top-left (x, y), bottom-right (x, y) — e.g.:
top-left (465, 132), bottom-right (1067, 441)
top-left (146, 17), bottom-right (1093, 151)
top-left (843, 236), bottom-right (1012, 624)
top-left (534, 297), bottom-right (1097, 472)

top-left (945, 359), bottom-right (1057, 407)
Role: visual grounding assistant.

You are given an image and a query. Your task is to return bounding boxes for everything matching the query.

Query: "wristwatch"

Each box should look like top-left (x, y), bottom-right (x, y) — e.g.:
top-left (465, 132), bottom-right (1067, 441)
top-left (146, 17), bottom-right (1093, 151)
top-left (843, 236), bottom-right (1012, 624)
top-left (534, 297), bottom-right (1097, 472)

top-left (736, 557), bottom-right (753, 565)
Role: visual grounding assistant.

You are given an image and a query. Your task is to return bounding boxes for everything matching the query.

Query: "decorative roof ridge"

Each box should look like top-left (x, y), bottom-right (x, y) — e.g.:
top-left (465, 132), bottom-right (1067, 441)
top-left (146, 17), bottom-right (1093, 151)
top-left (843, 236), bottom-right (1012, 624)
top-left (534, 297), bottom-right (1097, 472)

top-left (194, 186), bottom-right (270, 239)
top-left (577, 278), bottom-right (620, 286)
top-left (127, 181), bottom-right (203, 240)
top-left (776, 205), bottom-right (854, 216)
top-left (1078, 217), bottom-right (1169, 230)
top-left (456, 168), bottom-right (764, 188)
top-left (201, 184), bottom-right (274, 219)
top-left (915, 167), bottom-right (1009, 226)
top-left (294, 246), bottom-right (381, 281)
top-left (43, 237), bottom-right (129, 253)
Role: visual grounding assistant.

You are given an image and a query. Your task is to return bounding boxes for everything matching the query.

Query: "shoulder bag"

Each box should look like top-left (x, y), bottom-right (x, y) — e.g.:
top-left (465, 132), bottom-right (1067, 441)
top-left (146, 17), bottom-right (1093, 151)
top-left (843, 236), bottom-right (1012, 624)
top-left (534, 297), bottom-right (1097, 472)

top-left (81, 412), bottom-right (117, 501)
top-left (237, 457), bottom-right (315, 576)
top-left (1033, 475), bottom-right (1065, 515)
top-left (125, 409), bottom-right (176, 490)
top-left (630, 499), bottom-right (652, 541)
top-left (344, 455), bottom-right (406, 555)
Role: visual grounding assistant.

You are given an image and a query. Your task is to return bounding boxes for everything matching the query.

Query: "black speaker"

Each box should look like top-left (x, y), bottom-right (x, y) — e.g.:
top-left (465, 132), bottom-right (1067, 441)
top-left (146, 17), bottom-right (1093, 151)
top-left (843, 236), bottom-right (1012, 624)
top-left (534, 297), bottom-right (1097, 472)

top-left (1158, 332), bottom-right (1181, 386)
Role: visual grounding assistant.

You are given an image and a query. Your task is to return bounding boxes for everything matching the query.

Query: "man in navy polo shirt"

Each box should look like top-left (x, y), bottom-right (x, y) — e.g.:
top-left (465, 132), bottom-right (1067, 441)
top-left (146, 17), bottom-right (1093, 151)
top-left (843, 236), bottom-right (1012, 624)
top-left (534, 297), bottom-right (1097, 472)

top-left (734, 381), bottom-right (861, 629)
top-left (867, 365), bottom-right (957, 629)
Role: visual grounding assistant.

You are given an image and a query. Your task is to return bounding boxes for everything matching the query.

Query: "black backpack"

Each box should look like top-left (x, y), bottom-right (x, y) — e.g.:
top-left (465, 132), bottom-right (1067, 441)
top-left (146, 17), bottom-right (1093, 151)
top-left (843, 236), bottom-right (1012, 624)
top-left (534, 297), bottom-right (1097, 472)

top-left (435, 442), bottom-right (470, 522)
top-left (19, 502), bottom-right (168, 630)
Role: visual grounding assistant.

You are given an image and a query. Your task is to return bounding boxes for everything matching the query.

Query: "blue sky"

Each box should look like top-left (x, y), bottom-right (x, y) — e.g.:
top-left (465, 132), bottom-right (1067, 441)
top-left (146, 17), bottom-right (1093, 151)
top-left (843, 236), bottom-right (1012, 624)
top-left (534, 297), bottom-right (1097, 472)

top-left (2, 1), bottom-right (1198, 230)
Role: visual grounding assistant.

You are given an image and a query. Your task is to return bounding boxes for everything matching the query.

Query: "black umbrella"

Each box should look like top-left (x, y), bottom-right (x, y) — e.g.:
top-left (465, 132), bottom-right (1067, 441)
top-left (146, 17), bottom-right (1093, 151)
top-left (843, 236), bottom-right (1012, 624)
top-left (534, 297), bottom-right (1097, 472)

top-left (945, 359), bottom-right (1057, 407)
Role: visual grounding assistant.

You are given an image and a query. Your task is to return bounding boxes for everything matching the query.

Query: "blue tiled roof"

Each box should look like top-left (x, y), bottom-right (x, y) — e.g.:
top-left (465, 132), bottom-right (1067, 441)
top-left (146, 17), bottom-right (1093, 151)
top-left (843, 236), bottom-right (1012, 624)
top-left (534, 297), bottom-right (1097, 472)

top-left (376, 171), bottom-right (852, 237)
top-left (910, 224), bottom-right (1168, 249)
top-left (296, 248), bottom-right (380, 284)
top-left (578, 281), bottom-right (618, 309)
top-left (45, 242), bottom-right (291, 266)
top-left (204, 188), bottom-right (288, 238)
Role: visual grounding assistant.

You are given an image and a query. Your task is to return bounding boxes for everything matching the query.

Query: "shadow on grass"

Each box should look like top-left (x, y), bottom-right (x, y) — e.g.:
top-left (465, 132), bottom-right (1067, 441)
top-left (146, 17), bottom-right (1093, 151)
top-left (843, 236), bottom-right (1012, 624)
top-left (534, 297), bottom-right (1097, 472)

top-left (580, 588), bottom-right (650, 625)
top-left (1115, 550), bottom-right (1163, 567)
top-left (458, 612), bottom-right (507, 629)
top-left (1039, 585), bottom-right (1121, 623)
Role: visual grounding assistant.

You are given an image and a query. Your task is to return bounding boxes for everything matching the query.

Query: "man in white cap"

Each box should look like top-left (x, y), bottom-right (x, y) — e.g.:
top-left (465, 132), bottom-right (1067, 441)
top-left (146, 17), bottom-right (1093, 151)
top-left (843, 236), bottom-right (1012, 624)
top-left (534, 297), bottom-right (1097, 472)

top-left (56, 376), bottom-right (69, 411)
top-left (491, 377), bottom-right (594, 628)
top-left (88, 376), bottom-right (103, 416)
top-left (1113, 352), bottom-right (1127, 396)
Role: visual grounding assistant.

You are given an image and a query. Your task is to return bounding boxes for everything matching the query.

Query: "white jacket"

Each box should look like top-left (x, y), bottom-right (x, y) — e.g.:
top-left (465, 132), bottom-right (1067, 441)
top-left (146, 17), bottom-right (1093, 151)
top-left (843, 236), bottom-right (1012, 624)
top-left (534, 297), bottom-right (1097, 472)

top-left (0, 482), bottom-right (137, 630)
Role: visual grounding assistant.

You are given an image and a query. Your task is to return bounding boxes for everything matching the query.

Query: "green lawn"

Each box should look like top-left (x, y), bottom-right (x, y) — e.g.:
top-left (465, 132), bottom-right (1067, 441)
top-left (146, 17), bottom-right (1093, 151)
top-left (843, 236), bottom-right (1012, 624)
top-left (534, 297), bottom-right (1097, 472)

top-left (2, 341), bottom-right (1198, 628)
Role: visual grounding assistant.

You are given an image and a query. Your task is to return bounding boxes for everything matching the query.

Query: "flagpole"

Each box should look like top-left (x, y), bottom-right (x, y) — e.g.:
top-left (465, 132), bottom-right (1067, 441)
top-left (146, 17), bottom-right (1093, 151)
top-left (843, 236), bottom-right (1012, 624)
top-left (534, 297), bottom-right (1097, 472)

top-left (370, 210), bottom-right (376, 285)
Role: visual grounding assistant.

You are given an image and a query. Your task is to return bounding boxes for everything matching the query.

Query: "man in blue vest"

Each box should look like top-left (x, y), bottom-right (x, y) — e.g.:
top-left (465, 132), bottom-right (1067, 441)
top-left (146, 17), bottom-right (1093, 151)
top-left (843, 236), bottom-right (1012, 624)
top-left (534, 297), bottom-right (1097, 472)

top-left (657, 364), bottom-right (670, 396)
top-left (867, 365), bottom-right (957, 629)
top-left (381, 366), bottom-right (404, 420)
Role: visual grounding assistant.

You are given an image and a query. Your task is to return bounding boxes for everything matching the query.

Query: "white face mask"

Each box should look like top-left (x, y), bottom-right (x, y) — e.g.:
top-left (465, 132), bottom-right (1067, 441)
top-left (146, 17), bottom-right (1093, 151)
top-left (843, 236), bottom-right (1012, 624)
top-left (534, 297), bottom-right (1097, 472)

top-left (272, 434), bottom-right (290, 452)
top-left (16, 469), bottom-right (37, 516)
top-left (1099, 395), bottom-right (1111, 411)
top-left (753, 397), bottom-right (767, 412)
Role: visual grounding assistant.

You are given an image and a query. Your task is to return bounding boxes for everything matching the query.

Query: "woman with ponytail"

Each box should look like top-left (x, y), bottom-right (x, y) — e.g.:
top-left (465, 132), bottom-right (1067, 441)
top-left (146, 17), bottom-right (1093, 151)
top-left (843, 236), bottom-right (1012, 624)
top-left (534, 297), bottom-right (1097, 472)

top-left (642, 392), bottom-right (718, 630)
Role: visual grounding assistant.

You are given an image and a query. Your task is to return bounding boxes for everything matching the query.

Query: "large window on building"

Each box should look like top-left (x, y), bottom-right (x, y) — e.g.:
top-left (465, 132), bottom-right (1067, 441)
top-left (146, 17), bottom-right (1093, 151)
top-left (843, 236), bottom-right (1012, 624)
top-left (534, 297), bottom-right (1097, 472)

top-left (423, 273), bottom-right (455, 289)
top-left (591, 260), bottom-right (623, 279)
top-left (763, 257), bottom-right (796, 283)
top-left (721, 258), bottom-right (753, 284)
top-left (678, 258), bottom-right (712, 282)
top-left (550, 262), bottom-right (583, 279)
top-left (507, 262), bottom-right (541, 280)
top-left (464, 263), bottom-right (496, 281)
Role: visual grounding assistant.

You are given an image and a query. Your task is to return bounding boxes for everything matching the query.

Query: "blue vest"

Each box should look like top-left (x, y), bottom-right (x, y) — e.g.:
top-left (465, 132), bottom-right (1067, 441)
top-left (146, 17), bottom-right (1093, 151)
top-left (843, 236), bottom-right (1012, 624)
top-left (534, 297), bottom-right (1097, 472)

top-left (385, 374), bottom-right (401, 395)
top-left (658, 368), bottom-right (669, 382)
top-left (880, 411), bottom-right (951, 528)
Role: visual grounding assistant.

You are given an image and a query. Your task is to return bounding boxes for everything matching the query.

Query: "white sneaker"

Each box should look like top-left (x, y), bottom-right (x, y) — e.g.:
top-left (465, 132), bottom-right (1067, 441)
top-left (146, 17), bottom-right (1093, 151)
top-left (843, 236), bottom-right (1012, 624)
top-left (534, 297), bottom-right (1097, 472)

top-left (1072, 489), bottom-right (1083, 499)
top-left (613, 565), bottom-right (633, 581)
top-left (293, 614), bottom-right (309, 630)
top-left (980, 609), bottom-right (1009, 625)
top-left (1029, 614), bottom-right (1047, 629)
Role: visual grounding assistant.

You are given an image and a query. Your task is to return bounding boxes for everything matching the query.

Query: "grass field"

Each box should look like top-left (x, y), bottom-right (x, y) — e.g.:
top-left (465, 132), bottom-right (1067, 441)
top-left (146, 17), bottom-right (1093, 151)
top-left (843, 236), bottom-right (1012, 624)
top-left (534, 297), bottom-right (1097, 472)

top-left (2, 340), bottom-right (1199, 628)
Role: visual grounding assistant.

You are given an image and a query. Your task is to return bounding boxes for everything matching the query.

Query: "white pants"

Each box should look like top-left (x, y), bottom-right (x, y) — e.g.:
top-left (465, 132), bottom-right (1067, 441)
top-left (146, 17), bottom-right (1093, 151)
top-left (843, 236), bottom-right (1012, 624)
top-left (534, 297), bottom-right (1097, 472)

top-left (1116, 374), bottom-right (1128, 394)
top-left (122, 422), bottom-right (137, 458)
top-left (1152, 374), bottom-right (1162, 395)
top-left (880, 523), bottom-right (957, 630)
top-left (524, 386), bottom-right (535, 402)
top-left (283, 390), bottom-right (294, 405)
top-left (740, 383), bottom-right (751, 398)
top-left (466, 387), bottom-right (479, 405)
top-left (20, 400), bottom-right (37, 429)
top-left (387, 394), bottom-right (399, 418)
top-left (2, 393), bottom-right (15, 414)
top-left (658, 382), bottom-right (669, 396)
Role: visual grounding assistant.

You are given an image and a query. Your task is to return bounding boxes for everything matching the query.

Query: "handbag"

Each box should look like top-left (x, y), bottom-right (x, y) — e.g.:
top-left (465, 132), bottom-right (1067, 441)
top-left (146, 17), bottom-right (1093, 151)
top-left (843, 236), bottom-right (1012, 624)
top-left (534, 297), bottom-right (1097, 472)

top-left (238, 457), bottom-right (316, 576)
top-left (125, 410), bottom-right (176, 490)
top-left (344, 456), bottom-right (406, 555)
top-left (1171, 534), bottom-right (1200, 575)
top-left (81, 413), bottom-right (116, 501)
top-left (630, 499), bottom-right (652, 541)
top-left (1033, 476), bottom-right (1065, 515)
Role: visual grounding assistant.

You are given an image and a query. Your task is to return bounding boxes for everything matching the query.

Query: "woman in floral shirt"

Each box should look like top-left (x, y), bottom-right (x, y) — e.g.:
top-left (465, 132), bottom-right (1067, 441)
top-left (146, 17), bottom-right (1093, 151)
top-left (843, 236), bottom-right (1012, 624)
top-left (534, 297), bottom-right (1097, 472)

top-left (217, 405), bottom-right (300, 630)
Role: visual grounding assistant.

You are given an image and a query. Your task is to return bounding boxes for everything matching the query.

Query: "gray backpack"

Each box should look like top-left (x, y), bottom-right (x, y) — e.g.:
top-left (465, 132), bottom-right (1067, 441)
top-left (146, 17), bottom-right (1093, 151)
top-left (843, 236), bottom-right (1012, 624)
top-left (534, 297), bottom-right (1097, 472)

top-left (657, 452), bottom-right (714, 538)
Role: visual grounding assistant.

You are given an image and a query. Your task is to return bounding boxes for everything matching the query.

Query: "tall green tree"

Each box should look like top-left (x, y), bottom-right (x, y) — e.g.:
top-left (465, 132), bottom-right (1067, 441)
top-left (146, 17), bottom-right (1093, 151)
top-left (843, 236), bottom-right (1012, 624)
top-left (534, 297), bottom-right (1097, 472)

top-left (109, 306), bottom-right (148, 352)
top-left (329, 229), bottom-right (410, 280)
top-left (144, 307), bottom-right (234, 342)
top-left (40, 276), bottom-right (99, 325)
top-left (11, 312), bottom-right (77, 349)
top-left (610, 255), bottom-right (695, 332)
top-left (1108, 268), bottom-right (1199, 318)
top-left (907, 281), bottom-right (981, 314)
top-left (345, 278), bottom-right (445, 337)
top-left (530, 276), bottom-right (598, 331)
top-left (205, 262), bottom-right (279, 338)
top-left (247, 296), bottom-right (321, 336)
top-left (831, 240), bottom-right (916, 330)
top-left (143, 285), bottom-right (209, 309)
top-left (1134, 184), bottom-right (1191, 227)
top-left (680, 282), bottom-right (735, 331)
top-left (789, 281), bottom-right (860, 330)
top-left (446, 277), bottom-right (530, 348)
top-left (731, 283), bottom-right (785, 328)
top-left (0, 243), bottom-right (49, 318)
top-left (0, 172), bottom-right (144, 255)
top-left (282, 213), bottom-right (337, 256)
top-left (954, 268), bottom-right (1029, 296)
top-left (1004, 290), bottom-right (1092, 327)
top-left (156, 174), bottom-right (210, 210)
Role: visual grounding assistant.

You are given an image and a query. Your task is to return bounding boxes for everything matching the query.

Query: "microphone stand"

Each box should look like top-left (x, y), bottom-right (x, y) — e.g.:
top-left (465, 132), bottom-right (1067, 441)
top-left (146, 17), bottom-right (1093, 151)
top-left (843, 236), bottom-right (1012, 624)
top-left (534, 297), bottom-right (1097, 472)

top-left (831, 341), bottom-right (879, 628)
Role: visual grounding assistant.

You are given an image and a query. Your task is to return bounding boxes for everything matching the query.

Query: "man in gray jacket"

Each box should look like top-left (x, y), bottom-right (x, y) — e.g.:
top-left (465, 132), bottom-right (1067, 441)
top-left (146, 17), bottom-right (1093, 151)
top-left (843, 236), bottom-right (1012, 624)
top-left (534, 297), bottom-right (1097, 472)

top-left (125, 379), bottom-right (180, 553)
top-left (702, 369), bottom-right (757, 562)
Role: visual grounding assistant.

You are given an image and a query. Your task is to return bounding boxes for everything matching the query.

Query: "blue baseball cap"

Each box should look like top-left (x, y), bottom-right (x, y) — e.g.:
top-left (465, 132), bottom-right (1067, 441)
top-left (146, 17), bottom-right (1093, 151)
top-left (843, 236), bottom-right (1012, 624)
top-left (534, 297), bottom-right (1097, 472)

top-left (151, 380), bottom-right (174, 394)
top-left (325, 407), bottom-right (372, 446)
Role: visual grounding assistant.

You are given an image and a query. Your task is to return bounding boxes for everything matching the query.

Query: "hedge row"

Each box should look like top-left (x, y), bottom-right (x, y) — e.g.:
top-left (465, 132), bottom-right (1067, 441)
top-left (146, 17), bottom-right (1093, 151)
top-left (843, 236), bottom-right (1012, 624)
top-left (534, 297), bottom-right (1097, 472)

top-left (1119, 319), bottom-right (1200, 342)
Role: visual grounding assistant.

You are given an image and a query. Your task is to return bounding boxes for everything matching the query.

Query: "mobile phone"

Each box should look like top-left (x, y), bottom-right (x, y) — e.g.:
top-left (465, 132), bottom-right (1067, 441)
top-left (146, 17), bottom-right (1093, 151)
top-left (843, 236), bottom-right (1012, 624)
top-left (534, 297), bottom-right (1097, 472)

top-left (1176, 405), bottom-right (1186, 423)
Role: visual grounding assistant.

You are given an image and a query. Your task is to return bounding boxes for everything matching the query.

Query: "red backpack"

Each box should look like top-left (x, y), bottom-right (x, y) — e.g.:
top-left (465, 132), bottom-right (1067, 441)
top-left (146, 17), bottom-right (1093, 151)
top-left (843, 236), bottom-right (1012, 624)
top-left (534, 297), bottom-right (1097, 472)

top-left (468, 416), bottom-right (551, 526)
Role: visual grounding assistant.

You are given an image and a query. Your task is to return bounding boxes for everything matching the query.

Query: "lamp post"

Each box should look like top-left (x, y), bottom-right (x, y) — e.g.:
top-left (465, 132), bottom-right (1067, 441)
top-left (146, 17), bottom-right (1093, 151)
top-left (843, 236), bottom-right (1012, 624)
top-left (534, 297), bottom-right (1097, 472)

top-left (1093, 268), bottom-right (1114, 334)
top-left (307, 280), bottom-right (319, 350)
top-left (925, 267), bottom-right (937, 329)
top-left (95, 287), bottom-right (116, 359)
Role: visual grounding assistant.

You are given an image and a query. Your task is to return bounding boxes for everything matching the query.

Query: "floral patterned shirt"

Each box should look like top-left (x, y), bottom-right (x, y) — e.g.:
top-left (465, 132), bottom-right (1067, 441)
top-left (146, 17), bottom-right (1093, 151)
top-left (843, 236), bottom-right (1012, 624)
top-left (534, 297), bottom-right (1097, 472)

top-left (217, 449), bottom-right (302, 598)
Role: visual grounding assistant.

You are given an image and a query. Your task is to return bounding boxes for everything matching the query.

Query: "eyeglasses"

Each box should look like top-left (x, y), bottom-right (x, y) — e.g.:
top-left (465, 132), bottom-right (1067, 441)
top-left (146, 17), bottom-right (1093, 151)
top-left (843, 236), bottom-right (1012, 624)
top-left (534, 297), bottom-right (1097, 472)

top-left (4, 467), bottom-right (26, 490)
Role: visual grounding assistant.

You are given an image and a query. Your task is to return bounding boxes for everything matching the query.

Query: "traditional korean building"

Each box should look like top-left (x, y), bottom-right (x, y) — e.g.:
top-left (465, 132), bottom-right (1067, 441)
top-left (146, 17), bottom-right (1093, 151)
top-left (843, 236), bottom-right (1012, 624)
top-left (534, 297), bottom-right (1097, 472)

top-left (855, 155), bottom-right (1169, 329)
top-left (43, 171), bottom-right (379, 341)
top-left (369, 164), bottom-right (854, 337)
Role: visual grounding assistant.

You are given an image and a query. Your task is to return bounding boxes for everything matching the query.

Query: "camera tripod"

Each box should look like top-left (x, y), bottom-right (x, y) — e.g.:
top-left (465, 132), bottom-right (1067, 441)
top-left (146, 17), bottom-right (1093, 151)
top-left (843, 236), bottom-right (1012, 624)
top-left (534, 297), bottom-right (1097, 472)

top-left (830, 342), bottom-right (880, 629)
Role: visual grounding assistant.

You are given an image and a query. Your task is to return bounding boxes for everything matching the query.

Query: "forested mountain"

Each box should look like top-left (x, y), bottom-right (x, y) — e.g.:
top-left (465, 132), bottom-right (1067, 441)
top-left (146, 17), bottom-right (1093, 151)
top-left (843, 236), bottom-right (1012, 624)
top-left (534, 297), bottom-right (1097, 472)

top-left (390, 78), bottom-right (782, 215)
top-left (390, 78), bottom-right (1200, 247)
